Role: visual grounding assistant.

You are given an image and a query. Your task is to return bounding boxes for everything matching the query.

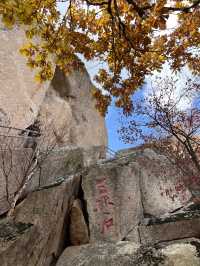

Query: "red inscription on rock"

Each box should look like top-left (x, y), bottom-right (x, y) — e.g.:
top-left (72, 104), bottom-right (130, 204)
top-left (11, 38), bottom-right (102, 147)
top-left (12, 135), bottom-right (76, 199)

top-left (95, 177), bottom-right (114, 235)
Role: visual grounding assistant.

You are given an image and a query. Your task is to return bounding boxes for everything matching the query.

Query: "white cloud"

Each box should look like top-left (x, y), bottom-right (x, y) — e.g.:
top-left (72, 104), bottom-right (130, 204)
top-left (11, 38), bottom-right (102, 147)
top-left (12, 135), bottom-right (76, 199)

top-left (144, 63), bottom-right (198, 110)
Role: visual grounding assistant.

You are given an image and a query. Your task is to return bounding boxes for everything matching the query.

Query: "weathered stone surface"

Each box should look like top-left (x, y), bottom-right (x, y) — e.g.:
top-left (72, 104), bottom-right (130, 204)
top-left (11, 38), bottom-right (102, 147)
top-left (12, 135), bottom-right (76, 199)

top-left (83, 146), bottom-right (106, 167)
top-left (0, 23), bottom-right (50, 129)
top-left (0, 219), bottom-right (35, 251)
top-left (82, 146), bottom-right (193, 243)
top-left (0, 21), bottom-right (107, 214)
top-left (0, 23), bottom-right (107, 150)
top-left (56, 241), bottom-right (200, 266)
top-left (0, 175), bottom-right (80, 266)
top-left (69, 199), bottom-right (89, 245)
top-left (139, 148), bottom-right (191, 217)
top-left (56, 242), bottom-right (141, 266)
top-left (162, 243), bottom-right (200, 266)
top-left (139, 212), bottom-right (200, 245)
top-left (25, 146), bottom-right (106, 195)
top-left (117, 147), bottom-right (192, 217)
top-left (82, 160), bottom-right (143, 243)
top-left (0, 220), bottom-right (40, 266)
top-left (0, 145), bottom-right (106, 216)
top-left (37, 66), bottom-right (107, 149)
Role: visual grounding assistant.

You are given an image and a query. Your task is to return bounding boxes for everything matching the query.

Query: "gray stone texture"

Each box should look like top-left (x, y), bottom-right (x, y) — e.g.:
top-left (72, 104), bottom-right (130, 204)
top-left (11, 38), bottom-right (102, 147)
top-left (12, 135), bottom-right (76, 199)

top-left (25, 145), bottom-right (106, 194)
top-left (0, 22), bottom-right (50, 129)
top-left (82, 147), bottom-right (192, 244)
top-left (117, 147), bottom-right (191, 217)
top-left (139, 216), bottom-right (200, 245)
top-left (69, 199), bottom-right (89, 245)
top-left (82, 160), bottom-right (143, 243)
top-left (38, 66), bottom-right (107, 150)
top-left (0, 21), bottom-right (107, 215)
top-left (137, 148), bottom-right (191, 217)
top-left (0, 175), bottom-right (80, 266)
top-left (0, 23), bottom-right (107, 150)
top-left (56, 241), bottom-right (200, 266)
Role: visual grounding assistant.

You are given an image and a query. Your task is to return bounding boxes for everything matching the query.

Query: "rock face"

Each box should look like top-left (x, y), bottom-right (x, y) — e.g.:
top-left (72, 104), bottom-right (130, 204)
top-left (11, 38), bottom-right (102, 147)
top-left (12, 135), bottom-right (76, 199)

top-left (0, 145), bottom-right (200, 266)
top-left (117, 147), bottom-right (191, 217)
top-left (69, 199), bottom-right (89, 245)
top-left (0, 23), bottom-right (107, 149)
top-left (38, 67), bottom-right (107, 149)
top-left (56, 241), bottom-right (200, 266)
top-left (1, 23), bottom-right (200, 266)
top-left (56, 242), bottom-right (141, 266)
top-left (0, 23), bottom-right (107, 215)
top-left (139, 215), bottom-right (200, 245)
top-left (82, 147), bottom-right (192, 244)
top-left (0, 22), bottom-right (49, 129)
top-left (82, 160), bottom-right (143, 243)
top-left (0, 175), bottom-right (81, 266)
top-left (162, 242), bottom-right (200, 266)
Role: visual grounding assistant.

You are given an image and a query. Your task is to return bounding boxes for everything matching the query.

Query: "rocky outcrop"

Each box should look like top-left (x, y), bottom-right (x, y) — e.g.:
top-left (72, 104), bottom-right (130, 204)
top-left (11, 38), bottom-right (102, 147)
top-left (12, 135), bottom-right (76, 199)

top-left (38, 66), bottom-right (107, 149)
top-left (82, 160), bottom-right (143, 243)
top-left (0, 23), bottom-right (107, 216)
top-left (56, 241), bottom-right (200, 266)
top-left (0, 22), bottom-right (50, 129)
top-left (161, 242), bottom-right (200, 266)
top-left (0, 145), bottom-right (200, 265)
top-left (117, 147), bottom-right (192, 217)
top-left (69, 199), bottom-right (89, 246)
top-left (0, 175), bottom-right (81, 266)
top-left (139, 213), bottom-right (200, 245)
top-left (82, 147), bottom-right (192, 244)
top-left (0, 23), bottom-right (199, 264)
top-left (0, 144), bottom-right (106, 216)
top-left (0, 23), bottom-right (107, 149)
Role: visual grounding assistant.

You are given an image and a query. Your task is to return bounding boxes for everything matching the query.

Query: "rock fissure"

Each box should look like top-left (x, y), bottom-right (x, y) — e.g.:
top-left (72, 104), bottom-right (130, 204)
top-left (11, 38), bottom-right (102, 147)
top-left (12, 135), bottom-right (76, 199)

top-left (79, 176), bottom-right (90, 232)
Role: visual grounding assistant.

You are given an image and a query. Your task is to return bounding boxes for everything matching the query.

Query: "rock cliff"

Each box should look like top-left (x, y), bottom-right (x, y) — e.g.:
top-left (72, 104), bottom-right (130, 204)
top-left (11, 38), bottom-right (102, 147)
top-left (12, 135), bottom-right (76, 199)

top-left (0, 22), bottom-right (200, 266)
top-left (0, 23), bottom-right (107, 215)
top-left (0, 22), bottom-right (107, 149)
top-left (0, 147), bottom-right (200, 266)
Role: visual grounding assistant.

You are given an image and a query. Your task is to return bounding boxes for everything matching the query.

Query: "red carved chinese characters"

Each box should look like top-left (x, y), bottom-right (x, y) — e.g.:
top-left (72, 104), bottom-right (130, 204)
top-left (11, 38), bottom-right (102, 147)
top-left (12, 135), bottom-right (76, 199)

top-left (94, 177), bottom-right (114, 235)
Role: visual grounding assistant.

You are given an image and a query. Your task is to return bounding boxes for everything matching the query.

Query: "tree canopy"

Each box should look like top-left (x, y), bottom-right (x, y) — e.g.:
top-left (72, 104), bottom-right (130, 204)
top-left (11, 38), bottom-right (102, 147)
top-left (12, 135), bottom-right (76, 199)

top-left (1, 0), bottom-right (200, 115)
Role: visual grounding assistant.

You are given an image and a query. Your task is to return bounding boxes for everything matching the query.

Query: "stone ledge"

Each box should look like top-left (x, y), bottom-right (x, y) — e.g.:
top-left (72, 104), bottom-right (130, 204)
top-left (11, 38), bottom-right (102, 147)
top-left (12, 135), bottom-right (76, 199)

top-left (139, 216), bottom-right (200, 245)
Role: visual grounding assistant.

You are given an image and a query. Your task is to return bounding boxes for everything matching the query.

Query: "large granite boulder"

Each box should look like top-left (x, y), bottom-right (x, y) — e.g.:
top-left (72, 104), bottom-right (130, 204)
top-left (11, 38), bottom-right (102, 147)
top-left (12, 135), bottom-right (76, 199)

top-left (69, 199), bottom-right (89, 245)
top-left (82, 147), bottom-right (192, 244)
top-left (117, 147), bottom-right (192, 217)
top-left (56, 241), bottom-right (200, 266)
top-left (0, 22), bottom-right (50, 129)
top-left (0, 22), bottom-right (107, 215)
top-left (0, 22), bottom-right (107, 149)
top-left (139, 210), bottom-right (200, 245)
top-left (38, 66), bottom-right (107, 149)
top-left (82, 159), bottom-right (143, 243)
top-left (137, 148), bottom-right (191, 217)
top-left (0, 175), bottom-right (81, 266)
top-left (56, 242), bottom-right (141, 266)
top-left (25, 146), bottom-right (106, 195)
top-left (161, 242), bottom-right (200, 266)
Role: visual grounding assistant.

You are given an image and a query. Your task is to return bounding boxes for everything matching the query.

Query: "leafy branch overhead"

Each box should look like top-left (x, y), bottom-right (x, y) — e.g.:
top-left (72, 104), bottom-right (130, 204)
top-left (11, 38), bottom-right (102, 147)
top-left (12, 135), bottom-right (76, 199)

top-left (1, 0), bottom-right (200, 115)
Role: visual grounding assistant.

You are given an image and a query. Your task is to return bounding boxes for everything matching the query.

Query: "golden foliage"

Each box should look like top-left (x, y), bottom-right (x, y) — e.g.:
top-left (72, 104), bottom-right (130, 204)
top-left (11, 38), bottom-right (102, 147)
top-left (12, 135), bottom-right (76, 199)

top-left (1, 0), bottom-right (200, 115)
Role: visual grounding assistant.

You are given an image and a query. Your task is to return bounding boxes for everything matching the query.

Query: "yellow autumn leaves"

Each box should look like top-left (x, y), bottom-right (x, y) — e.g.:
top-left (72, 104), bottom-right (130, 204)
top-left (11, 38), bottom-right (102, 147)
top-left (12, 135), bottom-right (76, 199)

top-left (1, 0), bottom-right (200, 115)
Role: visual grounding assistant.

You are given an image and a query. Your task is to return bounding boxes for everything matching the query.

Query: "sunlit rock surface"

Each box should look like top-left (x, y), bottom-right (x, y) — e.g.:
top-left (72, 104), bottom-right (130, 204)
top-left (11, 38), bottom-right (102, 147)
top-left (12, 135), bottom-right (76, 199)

top-left (0, 22), bottom-right (107, 149)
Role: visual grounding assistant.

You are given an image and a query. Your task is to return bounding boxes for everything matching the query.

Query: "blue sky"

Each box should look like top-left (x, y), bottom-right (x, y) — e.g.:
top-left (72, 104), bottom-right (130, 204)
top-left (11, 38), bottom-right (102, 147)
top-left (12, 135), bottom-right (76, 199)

top-left (57, 3), bottom-right (198, 152)
top-left (106, 105), bottom-right (131, 151)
